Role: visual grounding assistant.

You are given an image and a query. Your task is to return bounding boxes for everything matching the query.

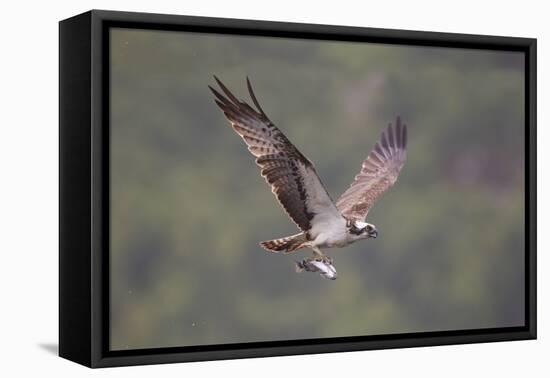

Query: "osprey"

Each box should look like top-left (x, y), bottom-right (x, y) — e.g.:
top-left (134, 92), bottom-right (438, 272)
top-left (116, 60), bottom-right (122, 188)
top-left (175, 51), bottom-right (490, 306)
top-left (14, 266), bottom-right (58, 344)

top-left (209, 77), bottom-right (407, 273)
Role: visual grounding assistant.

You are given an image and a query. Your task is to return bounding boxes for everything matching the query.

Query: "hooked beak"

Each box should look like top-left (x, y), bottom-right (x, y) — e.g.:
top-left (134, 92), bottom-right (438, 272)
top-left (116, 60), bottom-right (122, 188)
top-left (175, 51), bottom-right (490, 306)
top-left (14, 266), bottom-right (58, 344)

top-left (369, 229), bottom-right (378, 238)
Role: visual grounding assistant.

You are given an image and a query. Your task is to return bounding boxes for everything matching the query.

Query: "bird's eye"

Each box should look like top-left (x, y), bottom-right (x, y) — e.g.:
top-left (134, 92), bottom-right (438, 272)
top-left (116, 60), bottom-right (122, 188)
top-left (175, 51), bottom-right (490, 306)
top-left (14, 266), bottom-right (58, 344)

top-left (366, 225), bottom-right (373, 232)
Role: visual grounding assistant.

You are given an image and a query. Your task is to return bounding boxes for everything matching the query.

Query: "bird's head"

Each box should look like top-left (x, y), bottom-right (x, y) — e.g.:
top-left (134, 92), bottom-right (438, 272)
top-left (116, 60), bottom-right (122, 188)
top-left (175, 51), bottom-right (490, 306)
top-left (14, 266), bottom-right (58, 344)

top-left (348, 220), bottom-right (378, 239)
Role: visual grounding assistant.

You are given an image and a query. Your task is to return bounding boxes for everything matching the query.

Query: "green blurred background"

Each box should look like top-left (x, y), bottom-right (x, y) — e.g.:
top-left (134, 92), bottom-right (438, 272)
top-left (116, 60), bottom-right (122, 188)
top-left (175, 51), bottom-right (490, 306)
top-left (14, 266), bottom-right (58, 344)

top-left (109, 28), bottom-right (525, 351)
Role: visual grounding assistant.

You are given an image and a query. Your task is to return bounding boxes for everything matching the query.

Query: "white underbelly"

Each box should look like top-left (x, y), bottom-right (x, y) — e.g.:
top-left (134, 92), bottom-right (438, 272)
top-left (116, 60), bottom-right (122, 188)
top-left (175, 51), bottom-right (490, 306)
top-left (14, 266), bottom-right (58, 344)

top-left (318, 236), bottom-right (351, 248)
top-left (309, 216), bottom-right (350, 248)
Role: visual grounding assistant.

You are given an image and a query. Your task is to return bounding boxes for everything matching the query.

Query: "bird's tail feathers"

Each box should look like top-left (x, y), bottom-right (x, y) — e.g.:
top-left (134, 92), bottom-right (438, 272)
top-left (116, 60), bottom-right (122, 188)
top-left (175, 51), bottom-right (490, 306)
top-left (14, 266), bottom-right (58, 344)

top-left (260, 233), bottom-right (307, 253)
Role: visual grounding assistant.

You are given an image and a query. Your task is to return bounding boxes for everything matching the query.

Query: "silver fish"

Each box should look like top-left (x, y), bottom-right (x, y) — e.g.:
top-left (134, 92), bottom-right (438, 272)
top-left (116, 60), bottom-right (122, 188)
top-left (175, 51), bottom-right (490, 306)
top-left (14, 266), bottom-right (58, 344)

top-left (295, 256), bottom-right (337, 280)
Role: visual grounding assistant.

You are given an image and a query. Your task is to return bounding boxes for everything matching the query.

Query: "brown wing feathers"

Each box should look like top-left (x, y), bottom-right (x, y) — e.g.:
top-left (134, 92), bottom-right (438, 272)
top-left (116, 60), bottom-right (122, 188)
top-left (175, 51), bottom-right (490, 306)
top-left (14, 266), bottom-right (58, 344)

top-left (209, 77), bottom-right (329, 232)
top-left (210, 77), bottom-right (407, 230)
top-left (336, 117), bottom-right (407, 221)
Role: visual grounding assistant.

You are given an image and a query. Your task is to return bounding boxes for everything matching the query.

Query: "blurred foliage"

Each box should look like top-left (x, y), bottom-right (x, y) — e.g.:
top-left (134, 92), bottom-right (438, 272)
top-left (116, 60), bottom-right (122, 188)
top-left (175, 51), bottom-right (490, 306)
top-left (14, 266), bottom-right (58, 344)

top-left (109, 28), bottom-right (525, 350)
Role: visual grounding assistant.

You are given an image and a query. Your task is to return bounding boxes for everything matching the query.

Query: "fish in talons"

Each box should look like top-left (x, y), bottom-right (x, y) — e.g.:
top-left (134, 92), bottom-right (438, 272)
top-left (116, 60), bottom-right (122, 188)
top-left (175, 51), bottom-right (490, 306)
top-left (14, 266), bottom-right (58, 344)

top-left (295, 256), bottom-right (337, 280)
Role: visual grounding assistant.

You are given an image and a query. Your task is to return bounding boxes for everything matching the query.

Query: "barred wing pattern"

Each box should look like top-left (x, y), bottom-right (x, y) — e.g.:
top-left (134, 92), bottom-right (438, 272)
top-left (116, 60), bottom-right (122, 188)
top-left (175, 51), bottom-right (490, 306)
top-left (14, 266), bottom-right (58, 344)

top-left (209, 77), bottom-right (342, 232)
top-left (336, 117), bottom-right (407, 221)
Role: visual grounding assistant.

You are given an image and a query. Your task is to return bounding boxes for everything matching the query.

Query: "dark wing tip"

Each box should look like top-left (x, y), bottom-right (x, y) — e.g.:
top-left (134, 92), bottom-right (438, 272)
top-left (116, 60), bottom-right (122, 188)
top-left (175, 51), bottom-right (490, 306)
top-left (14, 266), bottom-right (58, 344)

top-left (387, 121), bottom-right (395, 148)
top-left (380, 128), bottom-right (390, 150)
top-left (213, 99), bottom-right (226, 110)
top-left (246, 76), bottom-right (267, 117)
top-left (208, 84), bottom-right (233, 108)
top-left (212, 75), bottom-right (241, 105)
top-left (392, 116), bottom-right (407, 150)
top-left (210, 76), bottom-right (271, 122)
top-left (207, 84), bottom-right (219, 98)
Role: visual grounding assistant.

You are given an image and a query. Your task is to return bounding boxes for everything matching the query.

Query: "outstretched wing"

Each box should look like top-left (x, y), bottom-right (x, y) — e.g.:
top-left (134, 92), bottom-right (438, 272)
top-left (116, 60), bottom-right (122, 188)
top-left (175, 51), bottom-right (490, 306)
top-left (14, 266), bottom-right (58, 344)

top-left (336, 117), bottom-right (407, 221)
top-left (209, 76), bottom-right (342, 232)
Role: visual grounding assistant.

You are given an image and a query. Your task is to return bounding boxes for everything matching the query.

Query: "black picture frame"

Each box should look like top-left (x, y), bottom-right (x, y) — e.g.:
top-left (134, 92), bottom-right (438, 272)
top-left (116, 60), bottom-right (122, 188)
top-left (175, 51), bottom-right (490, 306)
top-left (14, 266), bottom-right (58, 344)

top-left (59, 9), bottom-right (537, 368)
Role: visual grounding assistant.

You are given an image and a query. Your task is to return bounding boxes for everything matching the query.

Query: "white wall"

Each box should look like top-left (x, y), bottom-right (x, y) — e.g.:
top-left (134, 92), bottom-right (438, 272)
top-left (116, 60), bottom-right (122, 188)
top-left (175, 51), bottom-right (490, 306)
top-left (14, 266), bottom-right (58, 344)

top-left (0, 0), bottom-right (546, 376)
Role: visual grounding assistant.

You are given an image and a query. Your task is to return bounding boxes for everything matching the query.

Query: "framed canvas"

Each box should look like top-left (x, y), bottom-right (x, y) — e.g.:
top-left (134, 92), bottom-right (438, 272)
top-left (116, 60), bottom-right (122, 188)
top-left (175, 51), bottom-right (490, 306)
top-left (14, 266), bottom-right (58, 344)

top-left (59, 10), bottom-right (536, 368)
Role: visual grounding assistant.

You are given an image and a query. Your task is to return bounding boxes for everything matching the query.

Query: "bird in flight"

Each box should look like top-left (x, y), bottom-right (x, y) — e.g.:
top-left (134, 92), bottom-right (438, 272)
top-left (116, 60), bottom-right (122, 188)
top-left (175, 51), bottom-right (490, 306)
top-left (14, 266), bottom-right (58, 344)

top-left (209, 77), bottom-right (407, 278)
